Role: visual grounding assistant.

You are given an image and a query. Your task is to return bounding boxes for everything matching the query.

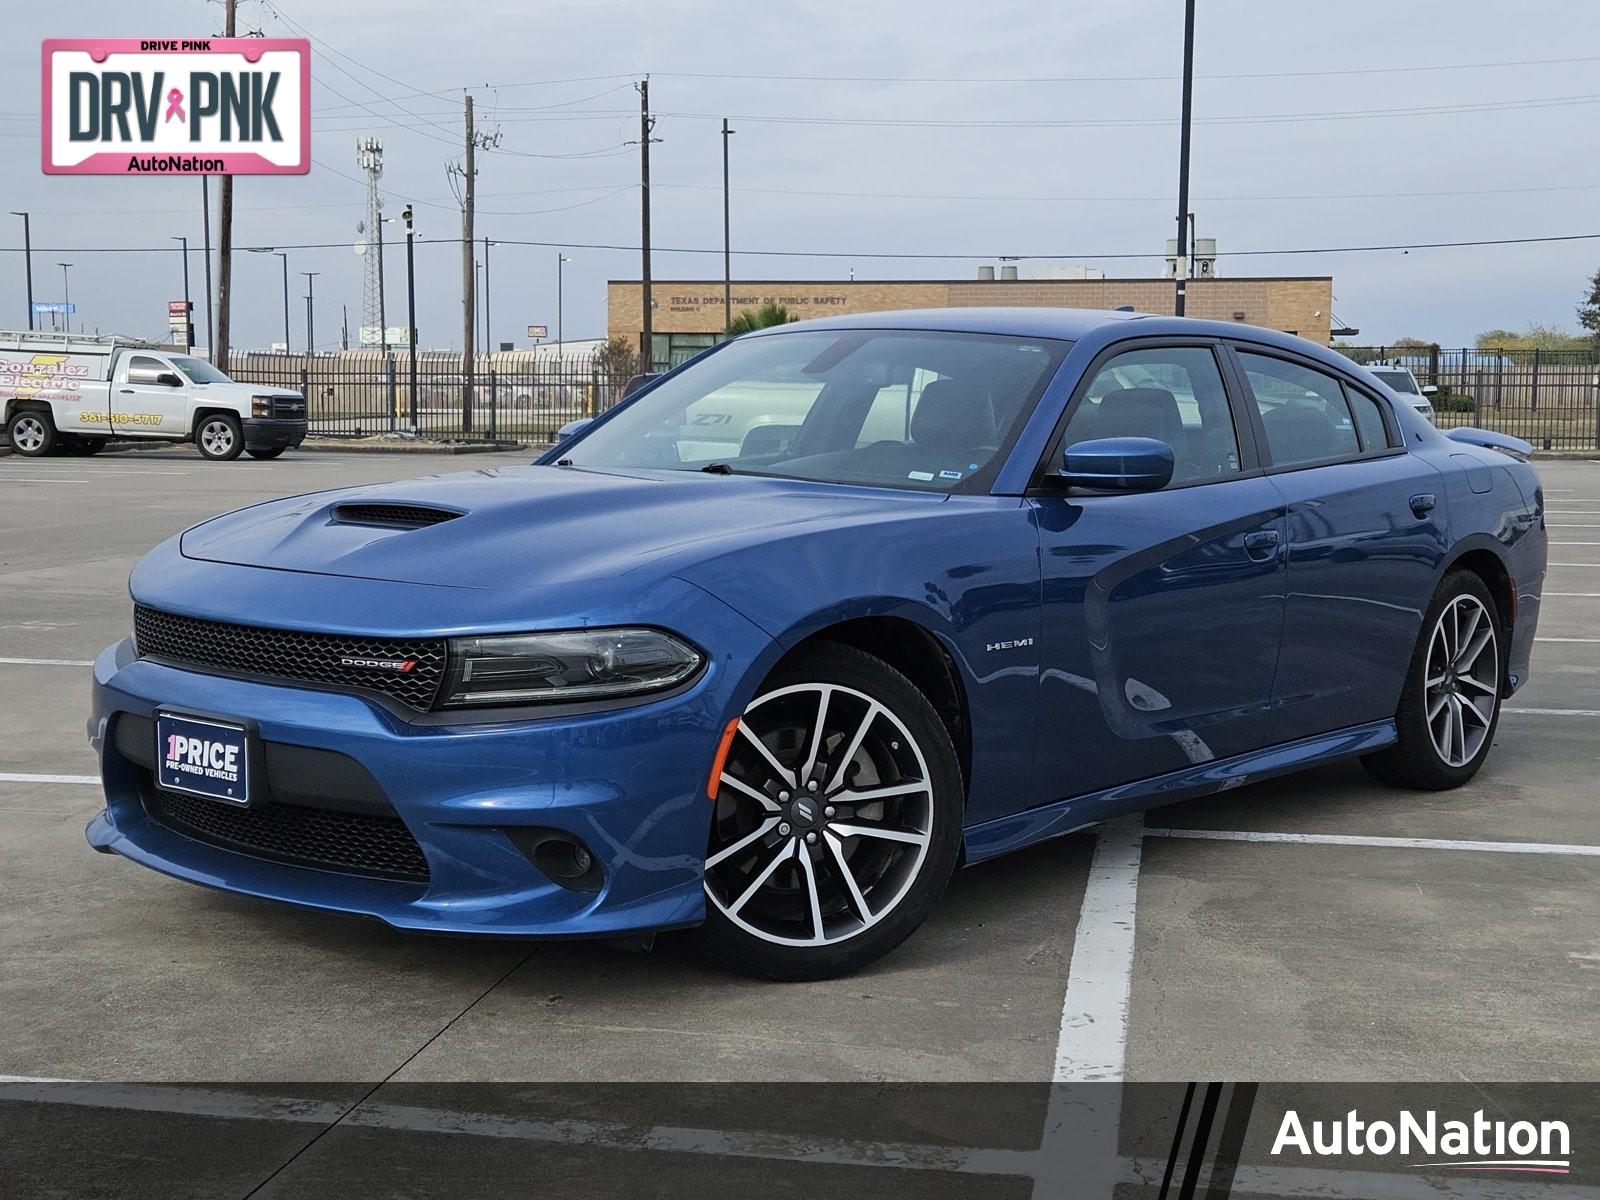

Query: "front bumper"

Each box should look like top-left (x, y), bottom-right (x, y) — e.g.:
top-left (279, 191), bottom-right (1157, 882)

top-left (86, 594), bottom-right (775, 938)
top-left (243, 417), bottom-right (307, 451)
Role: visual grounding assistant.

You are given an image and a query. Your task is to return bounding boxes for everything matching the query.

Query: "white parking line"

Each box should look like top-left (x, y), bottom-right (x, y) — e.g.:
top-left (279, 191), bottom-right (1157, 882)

top-left (1147, 827), bottom-right (1600, 857)
top-left (0, 772), bottom-right (98, 785)
top-left (1535, 637), bottom-right (1600, 643)
top-left (1543, 591), bottom-right (1600, 597)
top-left (1550, 542), bottom-right (1600, 546)
top-left (0, 477), bottom-right (92, 484)
top-left (1052, 815), bottom-right (1144, 1083)
top-left (1504, 706), bottom-right (1600, 717)
top-left (0, 656), bottom-right (93, 667)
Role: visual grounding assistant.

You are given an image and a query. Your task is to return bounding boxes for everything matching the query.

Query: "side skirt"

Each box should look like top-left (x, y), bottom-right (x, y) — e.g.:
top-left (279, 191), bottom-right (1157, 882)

top-left (961, 719), bottom-right (1397, 865)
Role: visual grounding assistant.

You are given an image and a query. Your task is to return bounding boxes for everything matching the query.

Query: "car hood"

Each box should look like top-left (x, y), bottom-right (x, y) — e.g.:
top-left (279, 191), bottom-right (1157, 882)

top-left (179, 464), bottom-right (943, 589)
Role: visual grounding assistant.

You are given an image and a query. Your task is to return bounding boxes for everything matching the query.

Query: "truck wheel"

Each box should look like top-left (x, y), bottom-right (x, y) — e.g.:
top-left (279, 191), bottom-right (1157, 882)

top-left (7, 409), bottom-right (57, 457)
top-left (246, 446), bottom-right (287, 460)
top-left (195, 413), bottom-right (244, 461)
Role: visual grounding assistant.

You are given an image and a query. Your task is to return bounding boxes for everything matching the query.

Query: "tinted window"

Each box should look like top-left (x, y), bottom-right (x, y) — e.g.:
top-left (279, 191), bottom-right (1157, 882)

top-left (1344, 385), bottom-right (1394, 451)
top-left (1239, 352), bottom-right (1359, 467)
top-left (126, 355), bottom-right (167, 383)
top-left (563, 329), bottom-right (1070, 492)
top-left (1061, 346), bottom-right (1241, 485)
top-left (1370, 369), bottom-right (1418, 394)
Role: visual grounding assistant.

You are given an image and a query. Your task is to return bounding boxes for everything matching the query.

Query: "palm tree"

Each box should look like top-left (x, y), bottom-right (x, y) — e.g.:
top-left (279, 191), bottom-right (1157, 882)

top-left (726, 302), bottom-right (795, 336)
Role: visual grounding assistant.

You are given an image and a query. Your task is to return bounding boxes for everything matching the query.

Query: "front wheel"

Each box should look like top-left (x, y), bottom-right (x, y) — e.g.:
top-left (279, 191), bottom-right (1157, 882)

top-left (7, 409), bottom-right (57, 457)
top-left (694, 643), bottom-right (963, 980)
top-left (1363, 570), bottom-right (1503, 789)
top-left (195, 413), bottom-right (244, 461)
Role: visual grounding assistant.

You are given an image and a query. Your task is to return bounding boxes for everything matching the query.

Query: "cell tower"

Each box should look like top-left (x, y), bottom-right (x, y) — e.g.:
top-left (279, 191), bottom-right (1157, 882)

top-left (356, 137), bottom-right (385, 351)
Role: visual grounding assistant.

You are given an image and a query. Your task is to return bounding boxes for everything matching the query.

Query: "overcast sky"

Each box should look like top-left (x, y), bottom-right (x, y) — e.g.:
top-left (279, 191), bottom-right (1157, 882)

top-left (8, 0), bottom-right (1600, 349)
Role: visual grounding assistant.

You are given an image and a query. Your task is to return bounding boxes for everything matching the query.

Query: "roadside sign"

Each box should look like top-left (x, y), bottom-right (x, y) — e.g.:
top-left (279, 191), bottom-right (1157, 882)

top-left (31, 301), bottom-right (75, 314)
top-left (526, 324), bottom-right (548, 338)
top-left (42, 38), bottom-right (311, 175)
top-left (167, 300), bottom-right (191, 317)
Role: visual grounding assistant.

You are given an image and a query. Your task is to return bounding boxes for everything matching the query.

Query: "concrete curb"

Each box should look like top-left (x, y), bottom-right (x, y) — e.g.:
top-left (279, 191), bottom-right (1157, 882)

top-left (297, 437), bottom-right (530, 455)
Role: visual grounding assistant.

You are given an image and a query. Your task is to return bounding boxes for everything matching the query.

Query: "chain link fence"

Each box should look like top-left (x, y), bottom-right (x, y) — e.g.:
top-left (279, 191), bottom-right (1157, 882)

top-left (228, 348), bottom-right (636, 443)
top-left (1339, 345), bottom-right (1600, 450)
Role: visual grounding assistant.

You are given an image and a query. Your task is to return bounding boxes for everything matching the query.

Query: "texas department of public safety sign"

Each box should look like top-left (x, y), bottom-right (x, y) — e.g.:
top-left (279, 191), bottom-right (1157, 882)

top-left (42, 38), bottom-right (310, 175)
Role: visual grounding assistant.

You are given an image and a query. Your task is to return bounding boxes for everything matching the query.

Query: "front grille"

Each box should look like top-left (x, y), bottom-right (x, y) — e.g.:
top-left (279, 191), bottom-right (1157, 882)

top-left (134, 605), bottom-right (447, 712)
top-left (146, 784), bottom-right (431, 883)
top-left (331, 503), bottom-right (462, 530)
top-left (270, 397), bottom-right (306, 419)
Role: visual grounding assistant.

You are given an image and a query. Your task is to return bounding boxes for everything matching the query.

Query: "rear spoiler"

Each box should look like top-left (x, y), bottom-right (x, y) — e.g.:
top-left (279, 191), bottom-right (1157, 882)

top-left (1444, 427), bottom-right (1533, 459)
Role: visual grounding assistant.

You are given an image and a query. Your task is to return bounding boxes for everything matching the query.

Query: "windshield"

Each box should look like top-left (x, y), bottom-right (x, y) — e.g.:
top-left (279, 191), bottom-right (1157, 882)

top-left (1370, 369), bottom-right (1418, 394)
top-left (560, 329), bottom-right (1070, 492)
top-left (171, 355), bottom-right (232, 385)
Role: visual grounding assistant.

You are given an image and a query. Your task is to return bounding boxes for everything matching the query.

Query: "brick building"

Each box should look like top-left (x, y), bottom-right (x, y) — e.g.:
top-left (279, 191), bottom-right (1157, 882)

top-left (607, 275), bottom-right (1334, 367)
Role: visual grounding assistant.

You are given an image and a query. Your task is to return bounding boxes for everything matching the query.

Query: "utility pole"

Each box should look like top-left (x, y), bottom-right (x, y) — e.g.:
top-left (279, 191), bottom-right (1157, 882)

top-left (482, 236), bottom-right (493, 354)
top-left (302, 271), bottom-right (319, 355)
top-left (201, 177), bottom-right (215, 354)
top-left (214, 0), bottom-right (237, 371)
top-left (11, 213), bottom-right (33, 329)
top-left (557, 253), bottom-right (571, 348)
top-left (58, 263), bottom-right (72, 333)
top-left (460, 92), bottom-right (477, 432)
top-left (1173, 0), bottom-right (1196, 318)
top-left (341, 303), bottom-right (350, 351)
top-left (403, 203), bottom-right (418, 430)
top-left (171, 236), bottom-right (191, 349)
top-left (358, 137), bottom-right (385, 353)
top-left (637, 78), bottom-right (658, 371)
top-left (722, 118), bottom-right (734, 334)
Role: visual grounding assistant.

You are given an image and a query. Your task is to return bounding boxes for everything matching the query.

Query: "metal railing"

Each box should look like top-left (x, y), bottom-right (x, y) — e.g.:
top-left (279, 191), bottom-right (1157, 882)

top-left (227, 349), bottom-right (636, 443)
top-left (1339, 345), bottom-right (1600, 450)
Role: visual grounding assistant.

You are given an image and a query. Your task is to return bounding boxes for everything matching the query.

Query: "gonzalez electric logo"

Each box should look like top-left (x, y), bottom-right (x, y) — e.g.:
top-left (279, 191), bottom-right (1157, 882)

top-left (42, 38), bottom-right (309, 175)
top-left (1273, 1108), bottom-right (1572, 1176)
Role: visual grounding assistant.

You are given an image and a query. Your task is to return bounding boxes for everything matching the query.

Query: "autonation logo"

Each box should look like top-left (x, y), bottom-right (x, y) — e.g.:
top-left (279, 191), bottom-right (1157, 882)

top-left (1272, 1109), bottom-right (1571, 1176)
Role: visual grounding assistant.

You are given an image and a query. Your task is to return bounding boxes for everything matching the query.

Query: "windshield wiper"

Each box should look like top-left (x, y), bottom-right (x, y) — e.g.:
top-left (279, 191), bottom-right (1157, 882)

top-left (698, 462), bottom-right (737, 475)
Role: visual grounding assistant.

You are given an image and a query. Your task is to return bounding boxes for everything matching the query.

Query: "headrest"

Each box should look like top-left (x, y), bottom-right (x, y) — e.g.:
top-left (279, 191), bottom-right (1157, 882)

top-left (910, 379), bottom-right (994, 452)
top-left (1090, 387), bottom-right (1184, 444)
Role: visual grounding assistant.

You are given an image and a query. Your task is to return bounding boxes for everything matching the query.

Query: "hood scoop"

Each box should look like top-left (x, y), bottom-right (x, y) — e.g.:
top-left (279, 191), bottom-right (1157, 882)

top-left (330, 502), bottom-right (465, 530)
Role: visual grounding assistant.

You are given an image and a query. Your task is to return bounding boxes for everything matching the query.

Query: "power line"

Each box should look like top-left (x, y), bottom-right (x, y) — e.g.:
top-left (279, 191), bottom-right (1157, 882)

top-left (6, 231), bottom-right (1597, 261)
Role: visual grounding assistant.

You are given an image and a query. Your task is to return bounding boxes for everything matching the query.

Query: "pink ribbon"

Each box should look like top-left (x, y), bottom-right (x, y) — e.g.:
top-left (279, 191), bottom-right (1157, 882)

top-left (164, 88), bottom-right (185, 123)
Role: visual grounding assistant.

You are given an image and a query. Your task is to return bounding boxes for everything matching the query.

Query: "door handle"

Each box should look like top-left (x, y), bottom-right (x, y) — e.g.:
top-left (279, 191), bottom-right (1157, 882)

top-left (119, 388), bottom-right (135, 394)
top-left (1243, 530), bottom-right (1280, 560)
top-left (1409, 493), bottom-right (1437, 517)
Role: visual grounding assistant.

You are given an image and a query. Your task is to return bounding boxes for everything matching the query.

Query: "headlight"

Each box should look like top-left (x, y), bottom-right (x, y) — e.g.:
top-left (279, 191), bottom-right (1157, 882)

top-left (439, 628), bottom-right (703, 708)
top-left (252, 395), bottom-right (273, 417)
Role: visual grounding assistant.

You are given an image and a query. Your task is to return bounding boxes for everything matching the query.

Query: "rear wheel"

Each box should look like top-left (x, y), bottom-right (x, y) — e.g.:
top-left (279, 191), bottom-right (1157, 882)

top-left (694, 643), bottom-right (963, 980)
top-left (246, 446), bottom-right (287, 460)
top-left (195, 413), bottom-right (244, 461)
top-left (7, 409), bottom-right (57, 457)
top-left (1363, 570), bottom-right (1503, 789)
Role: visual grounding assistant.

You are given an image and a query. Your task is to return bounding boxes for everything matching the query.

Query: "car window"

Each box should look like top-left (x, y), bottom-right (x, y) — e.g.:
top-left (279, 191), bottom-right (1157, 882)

top-left (1238, 352), bottom-right (1360, 467)
top-left (1371, 369), bottom-right (1418, 395)
top-left (1059, 346), bottom-right (1241, 485)
top-left (1344, 385), bottom-right (1394, 451)
top-left (125, 355), bottom-right (167, 384)
top-left (562, 329), bottom-right (1070, 493)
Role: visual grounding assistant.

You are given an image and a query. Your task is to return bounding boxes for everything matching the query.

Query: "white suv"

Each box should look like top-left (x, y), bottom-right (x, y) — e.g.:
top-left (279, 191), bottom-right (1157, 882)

top-left (1367, 363), bottom-right (1438, 423)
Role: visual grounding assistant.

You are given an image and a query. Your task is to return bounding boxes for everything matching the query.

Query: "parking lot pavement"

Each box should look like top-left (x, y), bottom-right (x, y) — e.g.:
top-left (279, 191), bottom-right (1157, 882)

top-left (1, 450), bottom-right (1598, 1090)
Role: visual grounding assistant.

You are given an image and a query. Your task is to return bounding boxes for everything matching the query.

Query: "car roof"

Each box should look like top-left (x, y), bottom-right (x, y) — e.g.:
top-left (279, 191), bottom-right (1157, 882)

top-left (752, 306), bottom-right (1337, 358)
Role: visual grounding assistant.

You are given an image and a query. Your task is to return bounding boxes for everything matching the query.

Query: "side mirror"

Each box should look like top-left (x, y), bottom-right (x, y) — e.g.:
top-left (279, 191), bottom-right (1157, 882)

top-left (555, 417), bottom-right (592, 441)
top-left (1058, 436), bottom-right (1175, 492)
top-left (156, 371), bottom-right (183, 388)
top-left (1420, 384), bottom-right (1439, 397)
top-left (622, 372), bottom-right (659, 399)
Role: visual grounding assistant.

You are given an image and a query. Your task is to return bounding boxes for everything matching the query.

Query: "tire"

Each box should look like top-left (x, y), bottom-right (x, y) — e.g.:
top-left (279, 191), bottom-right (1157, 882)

top-left (7, 408), bottom-right (57, 457)
top-left (195, 413), bottom-right (244, 461)
top-left (246, 446), bottom-right (287, 460)
top-left (1362, 569), bottom-right (1504, 790)
top-left (693, 642), bottom-right (963, 980)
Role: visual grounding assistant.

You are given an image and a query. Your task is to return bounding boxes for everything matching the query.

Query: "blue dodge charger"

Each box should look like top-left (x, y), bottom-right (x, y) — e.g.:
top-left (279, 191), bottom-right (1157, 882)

top-left (87, 309), bottom-right (1547, 979)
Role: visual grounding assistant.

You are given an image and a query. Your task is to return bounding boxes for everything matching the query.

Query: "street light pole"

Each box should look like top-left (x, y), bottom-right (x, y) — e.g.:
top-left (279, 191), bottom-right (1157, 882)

top-left (402, 205), bottom-right (418, 429)
top-left (557, 253), bottom-right (571, 349)
top-left (482, 236), bottom-right (492, 355)
top-left (57, 262), bottom-right (73, 333)
top-left (721, 118), bottom-right (734, 334)
top-left (11, 212), bottom-right (33, 330)
top-left (1173, 0), bottom-right (1196, 318)
top-left (301, 271), bottom-right (319, 355)
top-left (171, 236), bottom-right (192, 349)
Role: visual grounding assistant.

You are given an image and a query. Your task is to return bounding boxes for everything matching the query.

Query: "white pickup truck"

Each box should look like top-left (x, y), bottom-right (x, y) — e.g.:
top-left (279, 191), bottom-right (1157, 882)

top-left (1, 331), bottom-right (307, 460)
